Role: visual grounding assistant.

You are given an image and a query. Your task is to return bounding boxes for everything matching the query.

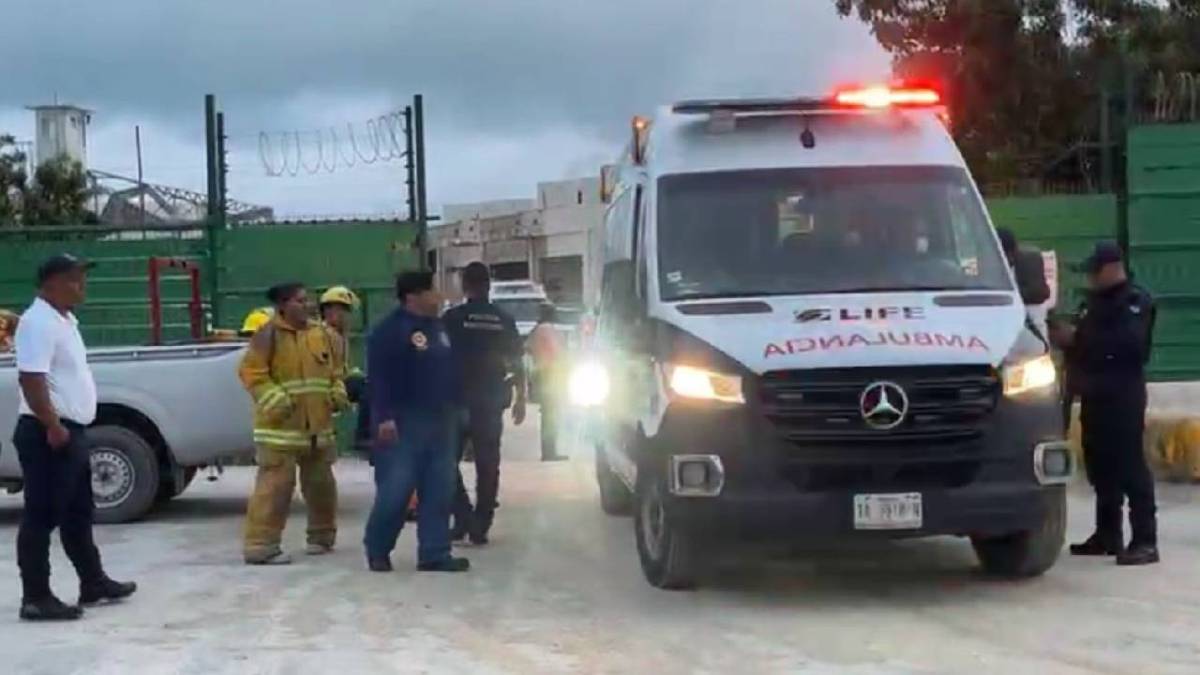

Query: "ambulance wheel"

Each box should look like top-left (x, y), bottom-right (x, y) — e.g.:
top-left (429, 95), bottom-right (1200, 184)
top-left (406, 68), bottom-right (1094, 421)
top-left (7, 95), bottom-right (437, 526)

top-left (634, 465), bottom-right (698, 590)
top-left (972, 488), bottom-right (1066, 578)
top-left (596, 444), bottom-right (632, 517)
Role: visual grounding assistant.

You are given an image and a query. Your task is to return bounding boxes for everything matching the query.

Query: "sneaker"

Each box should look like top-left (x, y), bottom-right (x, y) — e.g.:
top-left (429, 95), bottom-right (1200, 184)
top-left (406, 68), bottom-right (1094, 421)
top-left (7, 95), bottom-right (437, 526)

top-left (1116, 544), bottom-right (1160, 566)
top-left (305, 543), bottom-right (335, 556)
top-left (20, 595), bottom-right (83, 622)
top-left (79, 577), bottom-right (138, 606)
top-left (1068, 534), bottom-right (1122, 557)
top-left (417, 556), bottom-right (470, 573)
top-left (368, 557), bottom-right (394, 573)
top-left (245, 551), bottom-right (293, 566)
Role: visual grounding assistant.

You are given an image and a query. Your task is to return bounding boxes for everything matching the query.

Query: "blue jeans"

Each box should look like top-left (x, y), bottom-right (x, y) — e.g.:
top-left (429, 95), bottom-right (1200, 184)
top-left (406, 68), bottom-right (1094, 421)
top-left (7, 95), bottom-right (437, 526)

top-left (363, 408), bottom-right (458, 565)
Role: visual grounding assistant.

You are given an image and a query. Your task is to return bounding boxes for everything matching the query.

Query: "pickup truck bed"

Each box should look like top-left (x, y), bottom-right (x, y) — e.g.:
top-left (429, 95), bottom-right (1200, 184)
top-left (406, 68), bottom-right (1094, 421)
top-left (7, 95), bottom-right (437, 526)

top-left (1, 342), bottom-right (254, 523)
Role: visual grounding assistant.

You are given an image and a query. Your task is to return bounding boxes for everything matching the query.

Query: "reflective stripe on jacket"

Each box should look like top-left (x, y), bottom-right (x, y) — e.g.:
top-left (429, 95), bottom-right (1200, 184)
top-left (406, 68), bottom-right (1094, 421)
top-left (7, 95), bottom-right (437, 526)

top-left (239, 317), bottom-right (349, 451)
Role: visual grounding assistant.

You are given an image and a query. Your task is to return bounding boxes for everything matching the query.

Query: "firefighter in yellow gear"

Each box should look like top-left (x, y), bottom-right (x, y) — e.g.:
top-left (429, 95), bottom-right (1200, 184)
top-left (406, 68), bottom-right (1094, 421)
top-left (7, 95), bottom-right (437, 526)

top-left (239, 282), bottom-right (349, 565)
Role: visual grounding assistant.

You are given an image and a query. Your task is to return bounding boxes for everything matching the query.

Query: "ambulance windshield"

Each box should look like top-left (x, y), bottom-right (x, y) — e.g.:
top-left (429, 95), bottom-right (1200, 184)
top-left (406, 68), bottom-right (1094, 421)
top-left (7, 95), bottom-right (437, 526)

top-left (657, 166), bottom-right (1011, 301)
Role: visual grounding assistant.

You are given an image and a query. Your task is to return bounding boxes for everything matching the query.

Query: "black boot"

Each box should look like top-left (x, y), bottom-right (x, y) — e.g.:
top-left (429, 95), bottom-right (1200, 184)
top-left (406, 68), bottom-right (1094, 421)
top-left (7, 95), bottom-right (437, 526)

top-left (79, 577), bottom-right (138, 606)
top-left (1069, 534), bottom-right (1122, 557)
top-left (368, 557), bottom-right (394, 573)
top-left (417, 556), bottom-right (470, 573)
top-left (1116, 543), bottom-right (1160, 566)
top-left (20, 595), bottom-right (83, 622)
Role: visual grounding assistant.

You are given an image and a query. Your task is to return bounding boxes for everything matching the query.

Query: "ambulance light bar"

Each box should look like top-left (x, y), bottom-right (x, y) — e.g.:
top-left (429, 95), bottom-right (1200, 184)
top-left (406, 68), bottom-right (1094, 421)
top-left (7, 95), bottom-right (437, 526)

top-left (673, 85), bottom-right (942, 116)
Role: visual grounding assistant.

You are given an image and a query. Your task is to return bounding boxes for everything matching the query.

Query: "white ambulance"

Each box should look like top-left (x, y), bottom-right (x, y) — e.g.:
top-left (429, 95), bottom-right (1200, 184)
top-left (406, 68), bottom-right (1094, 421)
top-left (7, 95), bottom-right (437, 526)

top-left (575, 85), bottom-right (1073, 589)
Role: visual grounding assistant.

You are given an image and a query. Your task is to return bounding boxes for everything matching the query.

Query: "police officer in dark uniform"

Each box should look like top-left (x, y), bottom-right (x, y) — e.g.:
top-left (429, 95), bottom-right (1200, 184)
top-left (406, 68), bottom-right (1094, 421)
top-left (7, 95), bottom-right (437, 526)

top-left (1049, 241), bottom-right (1159, 566)
top-left (443, 262), bottom-right (527, 545)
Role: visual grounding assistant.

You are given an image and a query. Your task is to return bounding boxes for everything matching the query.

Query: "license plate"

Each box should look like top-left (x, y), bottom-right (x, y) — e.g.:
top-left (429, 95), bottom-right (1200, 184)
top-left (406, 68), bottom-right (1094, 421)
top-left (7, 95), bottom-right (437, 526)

top-left (853, 493), bottom-right (923, 530)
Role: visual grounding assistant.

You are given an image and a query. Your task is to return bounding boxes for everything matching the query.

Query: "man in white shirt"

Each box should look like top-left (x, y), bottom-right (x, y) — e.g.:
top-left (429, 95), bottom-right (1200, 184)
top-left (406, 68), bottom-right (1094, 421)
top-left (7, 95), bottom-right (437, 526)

top-left (13, 254), bottom-right (136, 622)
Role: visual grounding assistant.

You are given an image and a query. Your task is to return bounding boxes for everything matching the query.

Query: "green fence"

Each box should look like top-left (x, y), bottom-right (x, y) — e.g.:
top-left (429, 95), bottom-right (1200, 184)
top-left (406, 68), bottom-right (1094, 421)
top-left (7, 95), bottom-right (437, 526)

top-left (216, 220), bottom-right (420, 366)
top-left (986, 193), bottom-right (1119, 310)
top-left (0, 226), bottom-right (209, 345)
top-left (0, 220), bottom-right (420, 354)
top-left (1127, 123), bottom-right (1200, 381)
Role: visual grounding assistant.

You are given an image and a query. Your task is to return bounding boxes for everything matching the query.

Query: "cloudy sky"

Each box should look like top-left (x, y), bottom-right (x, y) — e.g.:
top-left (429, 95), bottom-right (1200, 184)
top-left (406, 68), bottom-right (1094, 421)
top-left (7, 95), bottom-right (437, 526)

top-left (0, 0), bottom-right (887, 219)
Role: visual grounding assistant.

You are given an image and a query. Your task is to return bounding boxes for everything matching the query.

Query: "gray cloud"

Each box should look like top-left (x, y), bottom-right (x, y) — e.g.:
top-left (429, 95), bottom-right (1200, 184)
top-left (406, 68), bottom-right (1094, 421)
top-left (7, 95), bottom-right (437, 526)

top-left (1, 0), bottom-right (886, 216)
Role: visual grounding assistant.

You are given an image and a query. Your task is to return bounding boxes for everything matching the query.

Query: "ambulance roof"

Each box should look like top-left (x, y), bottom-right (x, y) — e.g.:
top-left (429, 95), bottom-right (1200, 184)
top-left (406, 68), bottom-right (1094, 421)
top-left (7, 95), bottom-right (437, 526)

top-left (639, 103), bottom-right (966, 177)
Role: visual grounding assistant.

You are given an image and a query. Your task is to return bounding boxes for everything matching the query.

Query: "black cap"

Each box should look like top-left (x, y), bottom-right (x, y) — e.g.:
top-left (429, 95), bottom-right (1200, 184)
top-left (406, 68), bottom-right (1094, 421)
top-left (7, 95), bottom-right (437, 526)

top-left (395, 270), bottom-right (434, 301)
top-left (36, 254), bottom-right (93, 286)
top-left (1079, 241), bottom-right (1123, 274)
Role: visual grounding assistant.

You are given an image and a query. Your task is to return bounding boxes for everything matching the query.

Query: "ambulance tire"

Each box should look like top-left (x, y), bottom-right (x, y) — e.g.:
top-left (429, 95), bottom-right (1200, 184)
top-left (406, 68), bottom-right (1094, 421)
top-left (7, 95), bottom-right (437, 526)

top-left (634, 464), bottom-right (698, 591)
top-left (596, 444), bottom-right (633, 517)
top-left (971, 488), bottom-right (1066, 578)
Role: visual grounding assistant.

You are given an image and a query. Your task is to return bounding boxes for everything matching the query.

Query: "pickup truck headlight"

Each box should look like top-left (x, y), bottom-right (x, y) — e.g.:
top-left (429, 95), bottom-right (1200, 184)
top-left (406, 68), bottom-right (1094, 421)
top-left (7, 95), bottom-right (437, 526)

top-left (1003, 354), bottom-right (1057, 397)
top-left (667, 364), bottom-right (745, 405)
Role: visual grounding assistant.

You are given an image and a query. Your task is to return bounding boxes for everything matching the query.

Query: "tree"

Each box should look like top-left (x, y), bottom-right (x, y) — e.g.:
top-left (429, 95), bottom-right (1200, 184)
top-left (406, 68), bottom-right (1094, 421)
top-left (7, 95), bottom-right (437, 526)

top-left (0, 134), bottom-right (28, 225)
top-left (833, 1), bottom-right (1089, 188)
top-left (23, 155), bottom-right (90, 226)
top-left (833, 0), bottom-right (1200, 188)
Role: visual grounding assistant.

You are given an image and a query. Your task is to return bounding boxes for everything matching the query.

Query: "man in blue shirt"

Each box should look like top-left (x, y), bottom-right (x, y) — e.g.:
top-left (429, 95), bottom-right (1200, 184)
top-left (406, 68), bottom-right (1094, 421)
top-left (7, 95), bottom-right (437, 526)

top-left (363, 271), bottom-right (469, 573)
top-left (443, 262), bottom-right (526, 545)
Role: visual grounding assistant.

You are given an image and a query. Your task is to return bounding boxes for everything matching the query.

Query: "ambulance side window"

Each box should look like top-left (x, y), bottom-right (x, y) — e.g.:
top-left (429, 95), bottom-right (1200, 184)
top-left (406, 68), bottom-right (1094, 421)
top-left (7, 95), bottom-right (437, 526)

top-left (599, 186), bottom-right (642, 338)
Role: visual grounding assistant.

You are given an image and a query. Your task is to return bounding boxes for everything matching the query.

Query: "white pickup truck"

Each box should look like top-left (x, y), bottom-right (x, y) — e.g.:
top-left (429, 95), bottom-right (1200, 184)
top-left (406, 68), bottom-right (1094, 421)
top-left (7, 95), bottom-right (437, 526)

top-left (0, 343), bottom-right (254, 523)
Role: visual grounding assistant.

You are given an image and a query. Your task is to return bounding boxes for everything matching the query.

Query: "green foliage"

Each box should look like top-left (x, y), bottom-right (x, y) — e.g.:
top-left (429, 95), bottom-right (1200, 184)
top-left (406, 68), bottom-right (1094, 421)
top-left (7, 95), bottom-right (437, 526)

top-left (0, 135), bottom-right (28, 225)
top-left (834, 0), bottom-right (1200, 188)
top-left (24, 155), bottom-right (90, 226)
top-left (0, 138), bottom-right (93, 227)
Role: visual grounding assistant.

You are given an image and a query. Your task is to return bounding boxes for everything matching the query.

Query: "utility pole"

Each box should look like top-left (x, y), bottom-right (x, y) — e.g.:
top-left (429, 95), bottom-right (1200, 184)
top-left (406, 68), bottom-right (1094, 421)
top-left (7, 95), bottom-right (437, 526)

top-left (135, 125), bottom-right (146, 225)
top-left (414, 94), bottom-right (429, 270)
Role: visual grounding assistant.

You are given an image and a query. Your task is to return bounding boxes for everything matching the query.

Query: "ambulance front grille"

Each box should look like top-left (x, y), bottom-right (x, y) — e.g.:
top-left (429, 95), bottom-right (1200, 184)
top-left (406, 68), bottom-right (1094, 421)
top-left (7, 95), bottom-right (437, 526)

top-left (757, 365), bottom-right (1000, 446)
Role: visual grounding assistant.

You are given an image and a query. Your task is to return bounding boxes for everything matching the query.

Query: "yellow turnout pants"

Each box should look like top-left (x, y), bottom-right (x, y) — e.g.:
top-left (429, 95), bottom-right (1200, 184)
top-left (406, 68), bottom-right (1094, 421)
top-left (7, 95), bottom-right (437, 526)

top-left (243, 440), bottom-right (337, 561)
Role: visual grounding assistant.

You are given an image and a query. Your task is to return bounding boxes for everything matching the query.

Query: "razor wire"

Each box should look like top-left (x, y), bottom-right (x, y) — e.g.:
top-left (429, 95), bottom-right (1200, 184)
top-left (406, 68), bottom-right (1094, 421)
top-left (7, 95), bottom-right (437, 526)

top-left (1152, 71), bottom-right (1200, 123)
top-left (258, 110), bottom-right (409, 177)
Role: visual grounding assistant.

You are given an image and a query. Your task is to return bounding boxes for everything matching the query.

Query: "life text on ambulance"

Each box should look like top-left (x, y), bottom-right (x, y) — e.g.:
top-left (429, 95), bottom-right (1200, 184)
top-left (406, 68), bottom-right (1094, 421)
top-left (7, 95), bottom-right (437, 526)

top-left (569, 84), bottom-right (1073, 590)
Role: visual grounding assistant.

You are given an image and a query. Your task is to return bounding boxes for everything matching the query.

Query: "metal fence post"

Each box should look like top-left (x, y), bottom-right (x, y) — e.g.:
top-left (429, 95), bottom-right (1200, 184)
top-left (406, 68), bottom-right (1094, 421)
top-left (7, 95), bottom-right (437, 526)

top-left (414, 94), bottom-right (429, 270)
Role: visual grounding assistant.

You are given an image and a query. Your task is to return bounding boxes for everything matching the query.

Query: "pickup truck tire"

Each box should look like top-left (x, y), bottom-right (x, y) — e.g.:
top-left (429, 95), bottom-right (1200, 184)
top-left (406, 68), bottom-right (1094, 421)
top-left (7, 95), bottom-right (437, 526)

top-left (596, 444), bottom-right (633, 516)
top-left (634, 466), bottom-right (698, 590)
top-left (971, 487), bottom-right (1066, 578)
top-left (88, 425), bottom-right (161, 524)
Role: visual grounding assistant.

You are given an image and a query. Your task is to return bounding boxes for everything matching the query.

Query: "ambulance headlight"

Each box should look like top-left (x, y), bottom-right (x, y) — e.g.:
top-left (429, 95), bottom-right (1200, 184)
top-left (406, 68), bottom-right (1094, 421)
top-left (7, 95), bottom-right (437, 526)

top-left (568, 361), bottom-right (610, 408)
top-left (1003, 354), bottom-right (1057, 398)
top-left (667, 364), bottom-right (745, 405)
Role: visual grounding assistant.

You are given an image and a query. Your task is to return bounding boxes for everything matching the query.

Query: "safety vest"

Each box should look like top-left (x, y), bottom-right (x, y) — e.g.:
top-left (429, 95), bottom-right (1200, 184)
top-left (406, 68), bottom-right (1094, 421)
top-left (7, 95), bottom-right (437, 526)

top-left (238, 317), bottom-right (349, 451)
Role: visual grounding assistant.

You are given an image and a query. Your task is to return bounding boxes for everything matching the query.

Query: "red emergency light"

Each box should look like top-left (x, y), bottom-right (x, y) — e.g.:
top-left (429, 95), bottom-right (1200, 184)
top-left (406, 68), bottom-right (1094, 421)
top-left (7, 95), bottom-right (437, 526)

top-left (833, 85), bottom-right (942, 109)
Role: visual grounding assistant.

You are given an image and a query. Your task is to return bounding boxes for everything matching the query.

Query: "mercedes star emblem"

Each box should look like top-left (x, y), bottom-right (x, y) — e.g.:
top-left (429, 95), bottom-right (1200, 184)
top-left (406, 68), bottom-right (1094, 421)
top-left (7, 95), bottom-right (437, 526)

top-left (859, 381), bottom-right (909, 431)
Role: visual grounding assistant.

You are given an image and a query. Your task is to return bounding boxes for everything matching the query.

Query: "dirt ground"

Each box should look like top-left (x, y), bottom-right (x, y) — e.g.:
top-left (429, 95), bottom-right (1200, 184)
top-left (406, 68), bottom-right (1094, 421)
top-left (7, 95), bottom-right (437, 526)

top-left (1, 418), bottom-right (1199, 675)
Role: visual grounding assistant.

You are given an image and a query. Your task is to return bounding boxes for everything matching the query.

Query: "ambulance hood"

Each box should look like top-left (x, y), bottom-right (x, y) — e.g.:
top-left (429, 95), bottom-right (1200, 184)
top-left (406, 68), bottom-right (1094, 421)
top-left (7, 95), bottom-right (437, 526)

top-left (660, 292), bottom-right (1029, 375)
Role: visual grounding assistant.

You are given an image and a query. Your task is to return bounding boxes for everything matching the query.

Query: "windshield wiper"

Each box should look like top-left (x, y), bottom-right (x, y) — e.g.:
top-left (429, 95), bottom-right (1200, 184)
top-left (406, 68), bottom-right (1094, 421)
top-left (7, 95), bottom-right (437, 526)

top-left (670, 290), bottom-right (780, 301)
top-left (822, 285), bottom-right (986, 295)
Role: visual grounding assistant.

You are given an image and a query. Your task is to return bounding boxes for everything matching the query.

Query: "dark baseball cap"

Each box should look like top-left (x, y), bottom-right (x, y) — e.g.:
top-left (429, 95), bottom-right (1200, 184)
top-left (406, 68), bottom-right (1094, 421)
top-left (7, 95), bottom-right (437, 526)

top-left (1078, 241), bottom-right (1124, 274)
top-left (36, 253), bottom-right (94, 286)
